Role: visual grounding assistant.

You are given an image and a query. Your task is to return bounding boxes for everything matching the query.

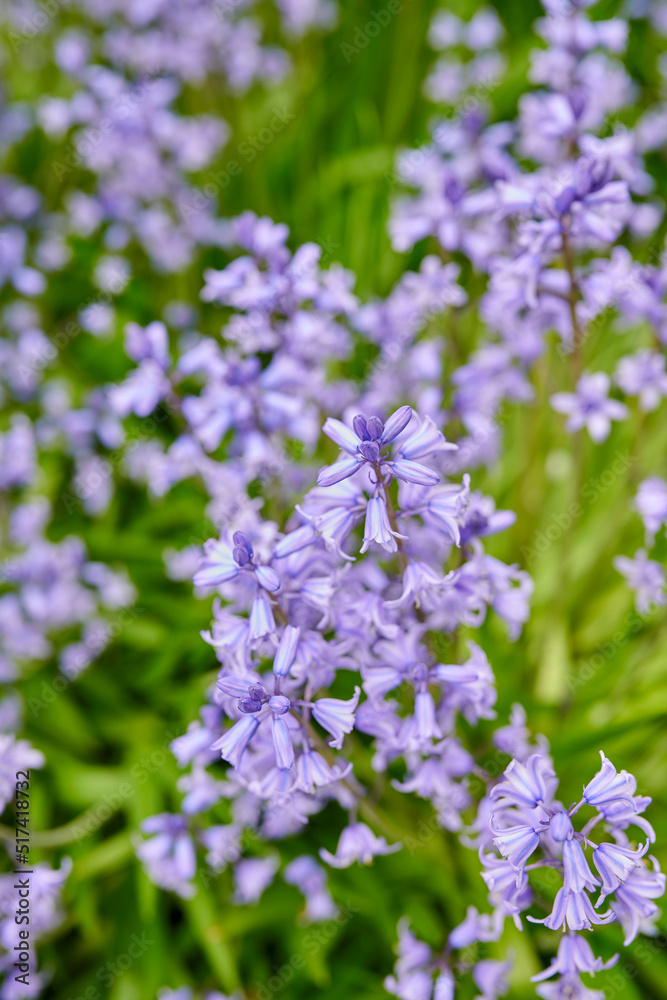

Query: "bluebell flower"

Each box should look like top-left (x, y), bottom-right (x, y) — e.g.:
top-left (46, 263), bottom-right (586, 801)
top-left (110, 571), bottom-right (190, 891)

top-left (319, 822), bottom-right (401, 868)
top-left (317, 406), bottom-right (446, 489)
top-left (295, 750), bottom-right (352, 793)
top-left (581, 751), bottom-right (638, 814)
top-left (531, 933), bottom-right (618, 986)
top-left (269, 695), bottom-right (295, 770)
top-left (232, 856), bottom-right (279, 905)
top-left (592, 840), bottom-right (649, 904)
top-left (311, 686), bottom-right (360, 748)
top-left (490, 819), bottom-right (541, 880)
top-left (551, 373), bottom-right (628, 442)
top-left (614, 549), bottom-right (666, 613)
top-left (490, 753), bottom-right (557, 810)
top-left (283, 855), bottom-right (337, 923)
top-left (211, 714), bottom-right (260, 768)
top-left (137, 814), bottom-right (196, 898)
top-left (361, 496), bottom-right (407, 554)
top-left (272, 624), bottom-right (300, 677)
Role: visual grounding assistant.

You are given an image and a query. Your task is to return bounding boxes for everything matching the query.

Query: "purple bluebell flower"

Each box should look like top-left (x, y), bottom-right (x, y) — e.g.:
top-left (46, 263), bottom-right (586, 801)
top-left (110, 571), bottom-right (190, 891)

top-left (635, 477), bottom-right (667, 544)
top-left (269, 695), bottom-right (295, 770)
top-left (320, 822), bottom-right (401, 868)
top-left (531, 933), bottom-right (618, 985)
top-left (273, 624), bottom-right (300, 676)
top-left (0, 735), bottom-right (45, 813)
top-left (616, 349), bottom-right (667, 411)
top-left (581, 751), bottom-right (638, 814)
top-left (232, 856), bottom-right (279, 905)
top-left (491, 754), bottom-right (557, 810)
top-left (593, 840), bottom-right (649, 904)
top-left (137, 814), bottom-right (196, 898)
top-left (613, 550), bottom-right (666, 613)
top-left (611, 859), bottom-right (666, 944)
top-left (311, 686), bottom-right (360, 749)
top-left (551, 373), bottom-right (628, 442)
top-left (361, 496), bottom-right (407, 554)
top-left (317, 406), bottom-right (445, 489)
top-left (472, 957), bottom-right (512, 1000)
top-left (211, 714), bottom-right (260, 768)
top-left (490, 820), bottom-right (541, 878)
top-left (283, 855), bottom-right (337, 922)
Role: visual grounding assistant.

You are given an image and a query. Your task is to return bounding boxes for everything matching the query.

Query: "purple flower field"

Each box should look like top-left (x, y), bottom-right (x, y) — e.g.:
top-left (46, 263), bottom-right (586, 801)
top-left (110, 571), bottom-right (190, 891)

top-left (0, 1), bottom-right (666, 998)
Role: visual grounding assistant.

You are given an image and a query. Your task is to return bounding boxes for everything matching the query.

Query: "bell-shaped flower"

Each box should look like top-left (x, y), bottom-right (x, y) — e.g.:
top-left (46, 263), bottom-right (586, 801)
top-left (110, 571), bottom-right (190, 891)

top-left (491, 753), bottom-right (557, 810)
top-left (233, 856), bottom-right (279, 905)
top-left (320, 822), bottom-right (401, 868)
top-left (386, 458), bottom-right (440, 486)
top-left (582, 751), bottom-right (637, 815)
top-left (269, 695), bottom-right (295, 770)
top-left (193, 538), bottom-right (239, 588)
top-left (611, 859), bottom-right (666, 945)
top-left (136, 814), bottom-right (196, 898)
top-left (414, 690), bottom-right (443, 740)
top-left (211, 714), bottom-right (260, 768)
top-left (317, 455), bottom-right (363, 487)
top-left (490, 819), bottom-right (540, 879)
top-left (295, 749), bottom-right (352, 793)
top-left (530, 887), bottom-right (613, 933)
top-left (311, 686), bottom-right (360, 748)
top-left (249, 591), bottom-right (276, 644)
top-left (563, 840), bottom-right (600, 894)
top-left (273, 625), bottom-right (300, 677)
top-left (593, 840), bottom-right (648, 905)
top-left (531, 933), bottom-right (618, 984)
top-left (396, 415), bottom-right (456, 461)
top-left (361, 496), bottom-right (407, 554)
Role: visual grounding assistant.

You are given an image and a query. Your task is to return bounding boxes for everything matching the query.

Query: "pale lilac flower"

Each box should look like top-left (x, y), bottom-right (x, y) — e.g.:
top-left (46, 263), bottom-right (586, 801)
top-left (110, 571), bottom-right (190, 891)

top-left (136, 815), bottom-right (196, 898)
top-left (320, 822), bottom-right (401, 868)
top-left (531, 934), bottom-right (618, 984)
top-left (593, 841), bottom-right (649, 904)
top-left (311, 686), bottom-right (360, 748)
top-left (283, 855), bottom-right (337, 922)
top-left (582, 751), bottom-right (638, 815)
top-left (361, 496), bottom-right (406, 554)
top-left (232, 856), bottom-right (279, 905)
top-left (613, 550), bottom-right (666, 613)
top-left (635, 477), bottom-right (667, 544)
top-left (611, 860), bottom-right (666, 944)
top-left (490, 754), bottom-right (557, 810)
top-left (551, 373), bottom-right (628, 442)
top-left (273, 624), bottom-right (300, 676)
top-left (211, 714), bottom-right (260, 768)
top-left (616, 349), bottom-right (667, 411)
top-left (0, 735), bottom-right (45, 812)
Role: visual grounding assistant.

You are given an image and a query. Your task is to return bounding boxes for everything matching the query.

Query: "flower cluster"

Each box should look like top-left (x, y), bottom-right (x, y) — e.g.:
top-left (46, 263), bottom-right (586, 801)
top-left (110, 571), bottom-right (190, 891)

top-left (0, 0), bottom-right (665, 996)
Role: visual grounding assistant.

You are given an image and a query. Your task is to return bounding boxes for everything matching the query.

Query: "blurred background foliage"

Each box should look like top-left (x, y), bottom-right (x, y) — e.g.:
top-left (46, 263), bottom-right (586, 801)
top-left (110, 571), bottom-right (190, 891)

top-left (2, 0), bottom-right (667, 998)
